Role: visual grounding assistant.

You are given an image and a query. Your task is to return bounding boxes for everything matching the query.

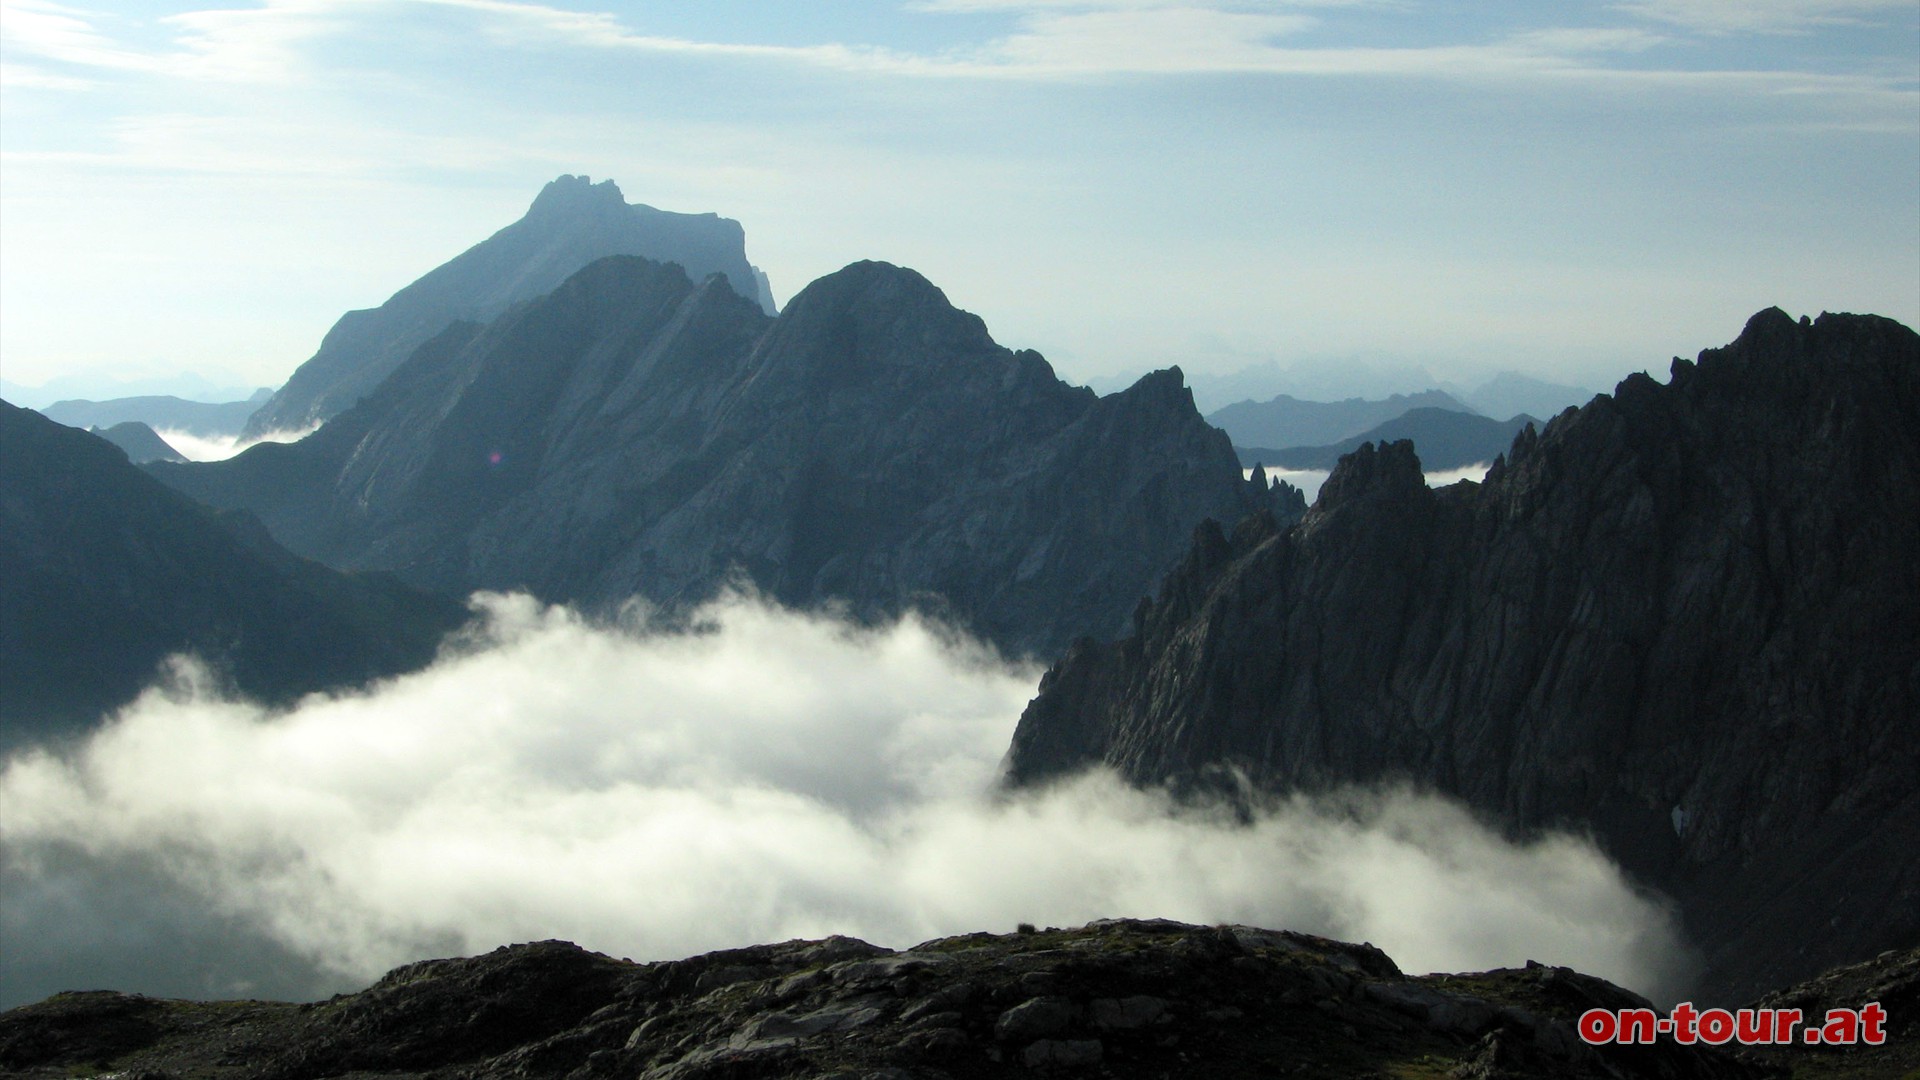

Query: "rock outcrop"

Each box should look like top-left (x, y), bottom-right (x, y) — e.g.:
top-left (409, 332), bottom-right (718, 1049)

top-left (242, 176), bottom-right (773, 437)
top-left (155, 256), bottom-right (1291, 659)
top-left (0, 919), bottom-right (1793, 1079)
top-left (0, 402), bottom-right (468, 745)
top-left (1005, 310), bottom-right (1920, 1003)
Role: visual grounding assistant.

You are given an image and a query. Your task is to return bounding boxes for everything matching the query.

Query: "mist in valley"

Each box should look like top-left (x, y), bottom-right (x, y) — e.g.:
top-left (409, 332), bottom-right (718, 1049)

top-left (1, 591), bottom-right (1694, 1010)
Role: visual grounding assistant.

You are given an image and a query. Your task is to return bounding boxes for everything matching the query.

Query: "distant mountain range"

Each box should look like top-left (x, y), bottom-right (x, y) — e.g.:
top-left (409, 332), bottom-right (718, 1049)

top-left (154, 255), bottom-right (1295, 660)
top-left (1460, 370), bottom-right (1595, 421)
top-left (1236, 407), bottom-right (1539, 472)
top-left (0, 402), bottom-right (467, 746)
top-left (1206, 389), bottom-right (1475, 449)
top-left (242, 176), bottom-right (776, 438)
top-left (40, 388), bottom-right (270, 437)
top-left (1006, 309), bottom-right (1920, 1004)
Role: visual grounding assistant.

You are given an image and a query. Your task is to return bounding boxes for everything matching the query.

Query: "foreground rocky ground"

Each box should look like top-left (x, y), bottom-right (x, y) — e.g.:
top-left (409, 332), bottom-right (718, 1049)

top-left (3, 919), bottom-right (1911, 1078)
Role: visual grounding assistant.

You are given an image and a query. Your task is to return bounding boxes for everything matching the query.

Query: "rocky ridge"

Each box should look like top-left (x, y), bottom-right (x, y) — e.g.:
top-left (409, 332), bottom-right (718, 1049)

top-left (0, 918), bottom-right (1825, 1080)
top-left (154, 255), bottom-right (1294, 659)
top-left (1004, 310), bottom-right (1920, 1002)
top-left (243, 176), bottom-right (773, 437)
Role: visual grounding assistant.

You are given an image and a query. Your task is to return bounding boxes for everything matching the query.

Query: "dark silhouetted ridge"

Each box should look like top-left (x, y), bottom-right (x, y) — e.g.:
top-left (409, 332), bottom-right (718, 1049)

top-left (0, 401), bottom-right (467, 745)
top-left (1005, 310), bottom-right (1920, 1003)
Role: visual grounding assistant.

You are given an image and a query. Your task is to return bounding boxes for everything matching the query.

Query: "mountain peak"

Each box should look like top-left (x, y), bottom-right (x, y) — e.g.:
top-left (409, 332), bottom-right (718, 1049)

top-left (526, 174), bottom-right (628, 218)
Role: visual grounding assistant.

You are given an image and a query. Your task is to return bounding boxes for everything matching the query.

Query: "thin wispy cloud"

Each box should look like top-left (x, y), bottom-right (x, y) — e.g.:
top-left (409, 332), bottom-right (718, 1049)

top-left (6, 0), bottom-right (1912, 91)
top-left (1615, 0), bottom-right (1918, 34)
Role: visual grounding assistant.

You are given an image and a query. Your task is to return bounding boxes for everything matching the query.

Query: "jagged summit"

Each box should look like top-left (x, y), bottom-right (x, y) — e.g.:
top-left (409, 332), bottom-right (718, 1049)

top-left (1005, 309), bottom-right (1920, 1003)
top-left (242, 176), bottom-right (774, 437)
top-left (1309, 436), bottom-right (1428, 511)
top-left (158, 253), bottom-right (1287, 660)
top-left (524, 173), bottom-right (629, 216)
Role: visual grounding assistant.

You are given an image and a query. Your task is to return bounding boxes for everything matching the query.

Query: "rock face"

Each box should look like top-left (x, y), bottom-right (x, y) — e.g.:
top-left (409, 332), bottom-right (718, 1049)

top-left (0, 402), bottom-right (467, 745)
top-left (1238, 406), bottom-right (1540, 471)
top-left (1005, 310), bottom-right (1920, 1003)
top-left (242, 176), bottom-right (773, 437)
top-left (0, 919), bottom-right (1787, 1079)
top-left (1206, 388), bottom-right (1475, 449)
top-left (155, 256), bottom-right (1288, 659)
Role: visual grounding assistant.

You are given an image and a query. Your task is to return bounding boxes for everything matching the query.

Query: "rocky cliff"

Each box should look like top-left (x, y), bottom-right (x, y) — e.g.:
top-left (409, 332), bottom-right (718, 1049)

top-left (243, 176), bottom-right (773, 437)
top-left (0, 918), bottom-right (1819, 1080)
top-left (155, 256), bottom-right (1291, 659)
top-left (0, 403), bottom-right (468, 745)
top-left (1005, 310), bottom-right (1920, 1003)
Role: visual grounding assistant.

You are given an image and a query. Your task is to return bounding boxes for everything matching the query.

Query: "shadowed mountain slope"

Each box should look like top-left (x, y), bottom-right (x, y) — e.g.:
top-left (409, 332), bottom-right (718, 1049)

top-left (0, 402), bottom-right (468, 746)
top-left (243, 176), bottom-right (772, 437)
top-left (155, 256), bottom-right (1290, 659)
top-left (1006, 310), bottom-right (1920, 1003)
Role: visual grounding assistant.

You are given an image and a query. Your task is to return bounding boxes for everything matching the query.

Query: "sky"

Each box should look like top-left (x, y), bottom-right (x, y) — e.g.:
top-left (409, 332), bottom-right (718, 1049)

top-left (0, 590), bottom-right (1694, 1009)
top-left (2, 0), bottom-right (1916, 404)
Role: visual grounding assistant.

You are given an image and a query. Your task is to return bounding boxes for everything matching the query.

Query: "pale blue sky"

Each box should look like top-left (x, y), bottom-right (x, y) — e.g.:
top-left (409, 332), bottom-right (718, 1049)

top-left (2, 0), bottom-right (1916, 402)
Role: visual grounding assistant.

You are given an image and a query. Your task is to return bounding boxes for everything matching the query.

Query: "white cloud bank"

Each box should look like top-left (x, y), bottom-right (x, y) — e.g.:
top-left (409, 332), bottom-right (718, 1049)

top-left (0, 592), bottom-right (1694, 1009)
top-left (152, 422), bottom-right (319, 461)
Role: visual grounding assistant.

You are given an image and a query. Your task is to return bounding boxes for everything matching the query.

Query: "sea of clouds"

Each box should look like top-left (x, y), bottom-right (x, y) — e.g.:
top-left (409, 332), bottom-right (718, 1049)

top-left (0, 591), bottom-right (1693, 1009)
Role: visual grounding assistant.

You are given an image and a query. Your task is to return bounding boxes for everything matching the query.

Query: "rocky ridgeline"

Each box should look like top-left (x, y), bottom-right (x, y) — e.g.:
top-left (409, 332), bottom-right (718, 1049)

top-left (3, 918), bottom-right (1856, 1080)
top-left (1006, 310), bottom-right (1920, 1003)
top-left (155, 256), bottom-right (1295, 659)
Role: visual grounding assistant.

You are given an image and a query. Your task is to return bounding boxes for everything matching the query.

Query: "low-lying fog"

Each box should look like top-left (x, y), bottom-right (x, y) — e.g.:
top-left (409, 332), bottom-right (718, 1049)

top-left (1247, 463), bottom-right (1492, 504)
top-left (154, 424), bottom-right (319, 462)
top-left (0, 592), bottom-right (1692, 1010)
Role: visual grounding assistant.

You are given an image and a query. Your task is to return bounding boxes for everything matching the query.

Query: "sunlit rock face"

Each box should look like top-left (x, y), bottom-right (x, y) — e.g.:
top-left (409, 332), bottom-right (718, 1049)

top-left (1006, 310), bottom-right (1920, 1003)
top-left (243, 175), bottom-right (773, 438)
top-left (156, 255), bottom-right (1292, 660)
